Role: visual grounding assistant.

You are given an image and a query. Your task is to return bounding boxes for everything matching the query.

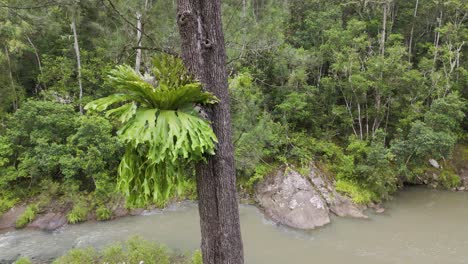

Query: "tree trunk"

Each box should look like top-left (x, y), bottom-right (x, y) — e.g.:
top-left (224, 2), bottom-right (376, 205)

top-left (380, 0), bottom-right (387, 57)
top-left (433, 10), bottom-right (443, 68)
top-left (176, 1), bottom-right (244, 264)
top-left (374, 0), bottom-right (388, 136)
top-left (135, 11), bottom-right (143, 72)
top-left (71, 20), bottom-right (83, 114)
top-left (4, 47), bottom-right (18, 111)
top-left (26, 35), bottom-right (45, 93)
top-left (26, 35), bottom-right (43, 76)
top-left (407, 0), bottom-right (419, 62)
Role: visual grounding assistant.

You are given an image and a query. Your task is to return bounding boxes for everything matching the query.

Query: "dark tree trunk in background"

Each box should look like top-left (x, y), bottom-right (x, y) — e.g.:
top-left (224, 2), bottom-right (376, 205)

top-left (176, 1), bottom-right (244, 264)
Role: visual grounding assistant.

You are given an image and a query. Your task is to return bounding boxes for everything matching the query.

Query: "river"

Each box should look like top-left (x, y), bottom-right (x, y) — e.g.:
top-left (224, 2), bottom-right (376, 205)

top-left (1, 187), bottom-right (467, 263)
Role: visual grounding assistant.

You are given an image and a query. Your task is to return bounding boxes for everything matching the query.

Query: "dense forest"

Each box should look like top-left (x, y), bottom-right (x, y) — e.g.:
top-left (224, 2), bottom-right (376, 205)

top-left (0, 0), bottom-right (467, 224)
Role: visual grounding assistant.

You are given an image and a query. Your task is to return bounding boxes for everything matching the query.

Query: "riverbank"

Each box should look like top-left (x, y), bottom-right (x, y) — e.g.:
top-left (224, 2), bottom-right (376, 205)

top-left (1, 187), bottom-right (468, 264)
top-left (2, 157), bottom-right (467, 233)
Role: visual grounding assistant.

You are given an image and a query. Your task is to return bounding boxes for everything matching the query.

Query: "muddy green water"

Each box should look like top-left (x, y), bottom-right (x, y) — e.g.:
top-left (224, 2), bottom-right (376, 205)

top-left (1, 187), bottom-right (468, 263)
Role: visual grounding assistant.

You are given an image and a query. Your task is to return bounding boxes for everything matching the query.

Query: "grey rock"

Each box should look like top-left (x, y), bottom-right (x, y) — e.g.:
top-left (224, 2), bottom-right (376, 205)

top-left (328, 194), bottom-right (368, 218)
top-left (0, 206), bottom-right (26, 230)
top-left (113, 208), bottom-right (129, 218)
top-left (429, 159), bottom-right (440, 169)
top-left (28, 212), bottom-right (67, 231)
top-left (308, 165), bottom-right (367, 219)
top-left (255, 164), bottom-right (369, 230)
top-left (255, 168), bottom-right (330, 229)
top-left (375, 207), bottom-right (385, 214)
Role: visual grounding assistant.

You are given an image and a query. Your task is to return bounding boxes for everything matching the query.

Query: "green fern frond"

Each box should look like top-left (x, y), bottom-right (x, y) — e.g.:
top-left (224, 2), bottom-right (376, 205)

top-left (85, 55), bottom-right (218, 207)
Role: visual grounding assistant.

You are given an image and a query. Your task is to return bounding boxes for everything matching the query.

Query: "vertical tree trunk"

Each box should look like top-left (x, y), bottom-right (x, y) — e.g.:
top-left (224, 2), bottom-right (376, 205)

top-left (176, 1), bottom-right (244, 264)
top-left (4, 47), bottom-right (18, 111)
top-left (380, 0), bottom-right (387, 57)
top-left (373, 0), bottom-right (388, 136)
top-left (26, 35), bottom-right (43, 76)
top-left (407, 0), bottom-right (419, 62)
top-left (433, 10), bottom-right (443, 67)
top-left (135, 11), bottom-right (143, 72)
top-left (136, 0), bottom-right (152, 73)
top-left (26, 35), bottom-right (45, 93)
top-left (71, 20), bottom-right (83, 114)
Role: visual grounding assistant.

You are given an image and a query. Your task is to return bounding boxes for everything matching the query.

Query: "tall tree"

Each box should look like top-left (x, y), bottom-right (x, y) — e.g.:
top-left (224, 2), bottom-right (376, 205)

top-left (176, 0), bottom-right (244, 263)
top-left (70, 20), bottom-right (83, 114)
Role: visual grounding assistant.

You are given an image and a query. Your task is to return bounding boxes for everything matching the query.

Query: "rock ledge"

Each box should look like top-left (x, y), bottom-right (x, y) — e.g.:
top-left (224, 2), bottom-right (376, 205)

top-left (255, 164), bottom-right (367, 230)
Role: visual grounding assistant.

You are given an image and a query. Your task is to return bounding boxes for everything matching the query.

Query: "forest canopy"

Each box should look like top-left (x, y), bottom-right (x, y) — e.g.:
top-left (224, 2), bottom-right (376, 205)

top-left (0, 0), bottom-right (466, 213)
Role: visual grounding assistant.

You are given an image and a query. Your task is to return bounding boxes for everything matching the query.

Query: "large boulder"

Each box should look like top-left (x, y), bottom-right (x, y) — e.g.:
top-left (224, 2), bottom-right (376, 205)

top-left (255, 164), bottom-right (367, 230)
top-left (308, 164), bottom-right (367, 218)
top-left (28, 212), bottom-right (67, 231)
top-left (0, 206), bottom-right (26, 230)
top-left (255, 168), bottom-right (330, 229)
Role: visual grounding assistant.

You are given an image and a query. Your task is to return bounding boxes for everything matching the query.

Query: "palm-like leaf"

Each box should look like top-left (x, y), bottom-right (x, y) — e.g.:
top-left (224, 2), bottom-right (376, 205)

top-left (85, 56), bottom-right (218, 206)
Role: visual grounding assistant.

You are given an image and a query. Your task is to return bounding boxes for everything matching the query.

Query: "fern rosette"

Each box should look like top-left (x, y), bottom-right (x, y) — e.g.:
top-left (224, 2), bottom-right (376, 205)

top-left (85, 56), bottom-right (217, 206)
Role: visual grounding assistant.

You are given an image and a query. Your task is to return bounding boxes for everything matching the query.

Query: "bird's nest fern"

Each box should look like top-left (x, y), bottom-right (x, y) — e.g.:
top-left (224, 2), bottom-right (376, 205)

top-left (85, 55), bottom-right (217, 206)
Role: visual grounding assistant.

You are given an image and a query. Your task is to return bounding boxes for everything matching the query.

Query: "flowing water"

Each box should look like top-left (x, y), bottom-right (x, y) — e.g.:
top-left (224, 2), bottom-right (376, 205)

top-left (1, 187), bottom-right (468, 264)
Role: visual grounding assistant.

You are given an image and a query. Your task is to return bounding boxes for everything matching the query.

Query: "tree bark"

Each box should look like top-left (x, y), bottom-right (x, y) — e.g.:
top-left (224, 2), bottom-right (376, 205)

top-left (26, 35), bottom-right (45, 92)
top-left (407, 0), bottom-right (419, 62)
top-left (176, 1), bottom-right (244, 264)
top-left (71, 20), bottom-right (83, 114)
top-left (4, 46), bottom-right (18, 111)
top-left (374, 0), bottom-right (388, 136)
top-left (433, 10), bottom-right (443, 68)
top-left (380, 0), bottom-right (387, 57)
top-left (135, 11), bottom-right (143, 72)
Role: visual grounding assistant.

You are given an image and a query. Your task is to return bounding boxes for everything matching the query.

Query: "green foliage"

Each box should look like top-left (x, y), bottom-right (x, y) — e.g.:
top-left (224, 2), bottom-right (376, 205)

top-left (1, 0), bottom-right (467, 207)
top-left (124, 236), bottom-right (170, 264)
top-left (52, 248), bottom-right (98, 264)
top-left (15, 204), bottom-right (38, 228)
top-left (191, 250), bottom-right (203, 264)
top-left (0, 99), bottom-right (122, 209)
top-left (240, 164), bottom-right (275, 194)
top-left (392, 94), bottom-right (466, 181)
top-left (67, 199), bottom-right (89, 224)
top-left (335, 180), bottom-right (377, 205)
top-left (101, 244), bottom-right (127, 263)
top-left (14, 257), bottom-right (32, 264)
top-left (86, 236), bottom-right (171, 264)
top-left (335, 134), bottom-right (397, 200)
top-left (95, 206), bottom-right (112, 221)
top-left (0, 195), bottom-right (18, 216)
top-left (86, 56), bottom-right (218, 207)
top-left (229, 72), bottom-right (287, 177)
top-left (439, 169), bottom-right (461, 189)
top-left (52, 237), bottom-right (199, 264)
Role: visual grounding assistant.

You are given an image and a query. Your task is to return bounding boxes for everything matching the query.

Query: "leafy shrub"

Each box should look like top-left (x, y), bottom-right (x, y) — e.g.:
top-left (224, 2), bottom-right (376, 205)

top-left (52, 248), bottom-right (98, 264)
top-left (125, 236), bottom-right (170, 264)
top-left (15, 205), bottom-right (38, 228)
top-left (0, 195), bottom-right (18, 216)
top-left (391, 94), bottom-right (465, 181)
top-left (191, 250), bottom-right (203, 264)
top-left (67, 200), bottom-right (89, 224)
top-left (0, 100), bottom-right (122, 209)
top-left (52, 237), bottom-right (197, 264)
top-left (335, 180), bottom-right (377, 204)
top-left (229, 73), bottom-right (287, 177)
top-left (14, 257), bottom-right (32, 264)
top-left (96, 206), bottom-right (112, 221)
top-left (241, 164), bottom-right (275, 193)
top-left (101, 243), bottom-right (127, 263)
top-left (439, 169), bottom-right (461, 189)
top-left (334, 134), bottom-right (397, 200)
